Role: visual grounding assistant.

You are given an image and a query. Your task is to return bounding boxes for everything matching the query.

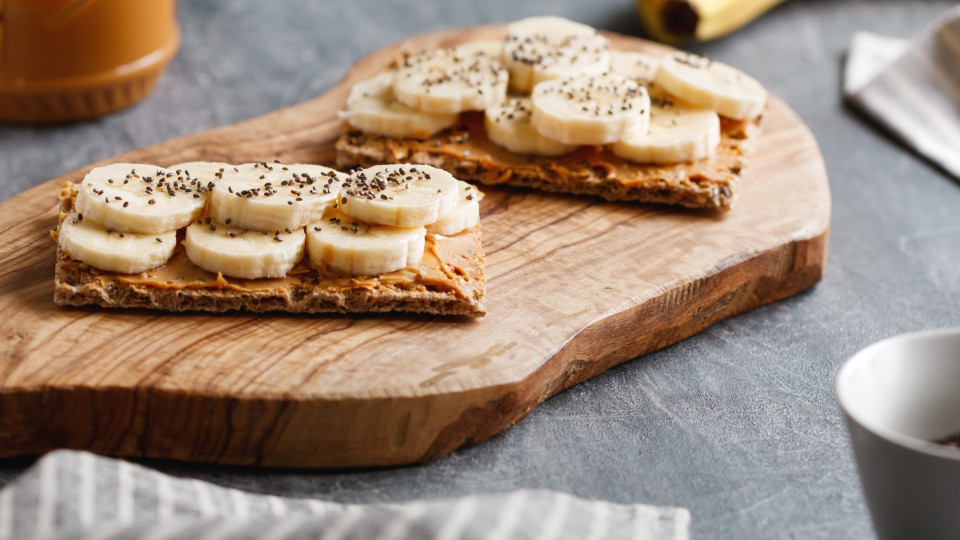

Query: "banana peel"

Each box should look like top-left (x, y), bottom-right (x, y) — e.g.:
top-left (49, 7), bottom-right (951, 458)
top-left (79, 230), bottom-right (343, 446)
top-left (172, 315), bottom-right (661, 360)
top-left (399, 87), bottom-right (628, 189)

top-left (636, 0), bottom-right (787, 43)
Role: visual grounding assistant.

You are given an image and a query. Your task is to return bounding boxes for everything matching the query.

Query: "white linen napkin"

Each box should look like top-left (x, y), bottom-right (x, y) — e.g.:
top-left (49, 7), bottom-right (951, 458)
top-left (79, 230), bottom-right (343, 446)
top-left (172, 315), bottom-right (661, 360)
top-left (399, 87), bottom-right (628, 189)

top-left (843, 6), bottom-right (960, 182)
top-left (0, 450), bottom-right (690, 540)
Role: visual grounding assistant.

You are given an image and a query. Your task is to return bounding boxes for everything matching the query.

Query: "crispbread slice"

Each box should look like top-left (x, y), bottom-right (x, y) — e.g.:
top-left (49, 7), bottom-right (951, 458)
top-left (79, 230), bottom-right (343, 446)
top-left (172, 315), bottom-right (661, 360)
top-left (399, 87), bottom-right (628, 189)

top-left (53, 183), bottom-right (486, 316)
top-left (335, 111), bottom-right (757, 211)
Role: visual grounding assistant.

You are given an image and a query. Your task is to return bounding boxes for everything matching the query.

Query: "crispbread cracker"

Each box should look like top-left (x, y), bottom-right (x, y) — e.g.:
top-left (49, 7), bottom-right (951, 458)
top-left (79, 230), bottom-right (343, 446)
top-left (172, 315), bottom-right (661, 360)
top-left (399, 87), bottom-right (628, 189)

top-left (336, 112), bottom-right (756, 211)
top-left (53, 183), bottom-right (486, 316)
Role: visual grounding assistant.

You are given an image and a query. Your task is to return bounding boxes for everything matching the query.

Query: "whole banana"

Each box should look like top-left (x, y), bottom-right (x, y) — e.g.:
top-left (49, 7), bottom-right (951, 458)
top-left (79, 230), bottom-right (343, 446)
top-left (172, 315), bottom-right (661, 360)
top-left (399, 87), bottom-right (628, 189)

top-left (636, 0), bottom-right (787, 43)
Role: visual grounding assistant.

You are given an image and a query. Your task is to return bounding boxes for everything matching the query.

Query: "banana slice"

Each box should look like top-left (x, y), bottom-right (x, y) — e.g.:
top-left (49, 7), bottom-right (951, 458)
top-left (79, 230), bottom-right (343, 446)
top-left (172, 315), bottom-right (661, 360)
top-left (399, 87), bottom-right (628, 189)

top-left (609, 96), bottom-right (721, 164)
top-left (455, 40), bottom-right (506, 63)
top-left (484, 97), bottom-right (578, 156)
top-left (168, 161), bottom-right (233, 183)
top-left (184, 218), bottom-right (305, 279)
top-left (504, 16), bottom-right (611, 93)
top-left (58, 212), bottom-right (176, 274)
top-left (340, 72), bottom-right (459, 138)
top-left (531, 73), bottom-right (650, 145)
top-left (392, 45), bottom-right (508, 114)
top-left (654, 52), bottom-right (767, 120)
top-left (609, 50), bottom-right (660, 84)
top-left (306, 210), bottom-right (426, 276)
top-left (338, 164), bottom-right (458, 228)
top-left (209, 163), bottom-right (343, 232)
top-left (74, 163), bottom-right (209, 234)
top-left (427, 181), bottom-right (481, 236)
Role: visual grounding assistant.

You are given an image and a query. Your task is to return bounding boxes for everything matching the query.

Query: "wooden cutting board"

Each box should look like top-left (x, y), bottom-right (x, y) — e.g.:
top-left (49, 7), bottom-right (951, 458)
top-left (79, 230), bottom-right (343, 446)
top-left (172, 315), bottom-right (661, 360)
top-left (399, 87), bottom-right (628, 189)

top-left (0, 25), bottom-right (829, 468)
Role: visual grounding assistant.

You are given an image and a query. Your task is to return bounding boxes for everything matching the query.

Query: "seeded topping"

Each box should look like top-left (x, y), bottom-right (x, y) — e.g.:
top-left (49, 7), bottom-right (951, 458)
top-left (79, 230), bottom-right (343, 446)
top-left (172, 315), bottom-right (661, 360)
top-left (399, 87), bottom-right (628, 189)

top-left (204, 163), bottom-right (344, 231)
top-left (490, 97), bottom-right (534, 124)
top-left (504, 16), bottom-right (610, 77)
top-left (87, 166), bottom-right (211, 203)
top-left (215, 164), bottom-right (340, 201)
top-left (651, 96), bottom-right (675, 109)
top-left (673, 52), bottom-right (712, 70)
top-left (506, 30), bottom-right (607, 69)
top-left (386, 42), bottom-right (511, 115)
top-left (396, 47), bottom-right (507, 96)
top-left (525, 70), bottom-right (651, 146)
top-left (333, 164), bottom-right (460, 228)
top-left (74, 164), bottom-right (215, 237)
top-left (534, 73), bottom-right (644, 117)
top-left (340, 165), bottom-right (445, 201)
top-left (663, 53), bottom-right (756, 91)
top-left (188, 217), bottom-right (303, 245)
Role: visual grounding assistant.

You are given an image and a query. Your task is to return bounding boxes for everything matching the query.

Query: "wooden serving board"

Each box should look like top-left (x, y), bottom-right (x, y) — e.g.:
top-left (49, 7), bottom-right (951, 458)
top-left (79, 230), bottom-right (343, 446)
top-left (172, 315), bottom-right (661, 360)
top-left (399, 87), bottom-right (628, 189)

top-left (0, 26), bottom-right (829, 468)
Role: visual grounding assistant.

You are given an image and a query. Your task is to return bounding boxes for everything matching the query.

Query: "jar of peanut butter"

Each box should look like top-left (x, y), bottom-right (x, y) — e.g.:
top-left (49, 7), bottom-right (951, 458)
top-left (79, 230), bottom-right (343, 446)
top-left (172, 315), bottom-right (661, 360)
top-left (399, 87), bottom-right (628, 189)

top-left (0, 0), bottom-right (180, 123)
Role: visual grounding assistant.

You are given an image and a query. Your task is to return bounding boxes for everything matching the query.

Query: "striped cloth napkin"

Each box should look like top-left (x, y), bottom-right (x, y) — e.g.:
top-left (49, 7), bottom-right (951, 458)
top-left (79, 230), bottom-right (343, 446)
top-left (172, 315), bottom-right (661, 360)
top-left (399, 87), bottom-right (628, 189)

top-left (843, 6), bottom-right (960, 181)
top-left (0, 450), bottom-right (690, 540)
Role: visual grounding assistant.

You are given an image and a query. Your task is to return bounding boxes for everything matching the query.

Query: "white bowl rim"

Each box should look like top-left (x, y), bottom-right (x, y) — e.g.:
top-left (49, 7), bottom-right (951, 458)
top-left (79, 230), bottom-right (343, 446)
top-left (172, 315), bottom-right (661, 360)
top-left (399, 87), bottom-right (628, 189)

top-left (836, 327), bottom-right (960, 461)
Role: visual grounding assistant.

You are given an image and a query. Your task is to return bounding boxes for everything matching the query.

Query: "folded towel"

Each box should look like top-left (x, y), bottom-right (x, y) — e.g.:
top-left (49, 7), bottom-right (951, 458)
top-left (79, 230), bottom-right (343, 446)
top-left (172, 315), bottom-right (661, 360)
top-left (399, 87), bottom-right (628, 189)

top-left (0, 450), bottom-right (690, 540)
top-left (843, 6), bottom-right (960, 182)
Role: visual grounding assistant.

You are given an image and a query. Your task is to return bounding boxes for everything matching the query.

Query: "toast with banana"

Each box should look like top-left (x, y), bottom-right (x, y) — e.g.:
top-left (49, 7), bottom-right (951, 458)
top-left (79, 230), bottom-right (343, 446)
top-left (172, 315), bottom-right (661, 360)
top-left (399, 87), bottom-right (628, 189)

top-left (54, 161), bottom-right (486, 316)
top-left (335, 16), bottom-right (766, 211)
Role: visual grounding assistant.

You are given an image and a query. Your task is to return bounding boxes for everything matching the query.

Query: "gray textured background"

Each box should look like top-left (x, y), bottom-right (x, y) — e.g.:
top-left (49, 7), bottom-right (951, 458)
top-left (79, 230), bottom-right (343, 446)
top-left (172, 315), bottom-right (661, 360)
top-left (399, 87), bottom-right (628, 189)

top-left (2, 0), bottom-right (960, 538)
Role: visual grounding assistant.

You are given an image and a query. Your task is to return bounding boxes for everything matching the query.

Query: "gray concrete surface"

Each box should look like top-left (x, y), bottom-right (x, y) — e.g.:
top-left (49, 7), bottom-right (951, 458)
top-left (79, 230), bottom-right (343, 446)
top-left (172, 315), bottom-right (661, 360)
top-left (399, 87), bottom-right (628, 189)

top-left (2, 1), bottom-right (959, 538)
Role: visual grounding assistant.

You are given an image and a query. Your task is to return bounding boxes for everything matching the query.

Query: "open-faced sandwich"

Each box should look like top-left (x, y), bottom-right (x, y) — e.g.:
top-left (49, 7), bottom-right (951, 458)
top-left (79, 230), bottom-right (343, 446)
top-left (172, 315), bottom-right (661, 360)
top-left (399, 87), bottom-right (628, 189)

top-left (336, 16), bottom-right (767, 211)
top-left (53, 161), bottom-right (486, 316)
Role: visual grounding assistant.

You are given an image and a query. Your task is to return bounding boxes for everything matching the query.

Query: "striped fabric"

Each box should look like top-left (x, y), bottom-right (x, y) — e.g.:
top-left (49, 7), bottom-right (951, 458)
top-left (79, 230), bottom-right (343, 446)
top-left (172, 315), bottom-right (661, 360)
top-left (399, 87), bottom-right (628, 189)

top-left (0, 450), bottom-right (689, 540)
top-left (844, 6), bottom-right (960, 182)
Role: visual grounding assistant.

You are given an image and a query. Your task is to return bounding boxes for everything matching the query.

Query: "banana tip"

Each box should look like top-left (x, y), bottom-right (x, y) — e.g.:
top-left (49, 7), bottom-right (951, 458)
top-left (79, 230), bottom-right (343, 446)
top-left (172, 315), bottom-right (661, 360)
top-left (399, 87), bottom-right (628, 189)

top-left (660, 1), bottom-right (699, 40)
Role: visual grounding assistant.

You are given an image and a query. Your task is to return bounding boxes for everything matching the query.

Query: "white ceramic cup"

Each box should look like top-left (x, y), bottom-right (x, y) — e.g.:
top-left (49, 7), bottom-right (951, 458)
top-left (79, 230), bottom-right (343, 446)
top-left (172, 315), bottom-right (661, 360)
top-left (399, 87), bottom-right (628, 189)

top-left (836, 328), bottom-right (960, 540)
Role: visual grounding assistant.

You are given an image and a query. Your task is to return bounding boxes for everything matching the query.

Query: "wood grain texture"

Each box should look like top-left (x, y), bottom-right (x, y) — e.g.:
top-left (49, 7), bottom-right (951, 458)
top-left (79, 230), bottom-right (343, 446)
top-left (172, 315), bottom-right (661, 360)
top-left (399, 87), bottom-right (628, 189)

top-left (0, 25), bottom-right (830, 468)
